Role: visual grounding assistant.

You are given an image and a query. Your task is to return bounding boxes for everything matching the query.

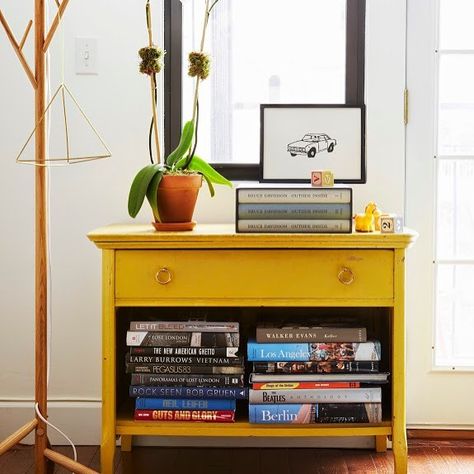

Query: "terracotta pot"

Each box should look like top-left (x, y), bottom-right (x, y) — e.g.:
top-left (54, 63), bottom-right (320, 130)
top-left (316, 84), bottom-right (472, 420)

top-left (155, 174), bottom-right (202, 227)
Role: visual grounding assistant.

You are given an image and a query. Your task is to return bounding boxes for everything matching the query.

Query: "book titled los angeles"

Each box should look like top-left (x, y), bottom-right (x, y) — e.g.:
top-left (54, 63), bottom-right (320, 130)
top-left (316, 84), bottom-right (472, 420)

top-left (247, 340), bottom-right (381, 362)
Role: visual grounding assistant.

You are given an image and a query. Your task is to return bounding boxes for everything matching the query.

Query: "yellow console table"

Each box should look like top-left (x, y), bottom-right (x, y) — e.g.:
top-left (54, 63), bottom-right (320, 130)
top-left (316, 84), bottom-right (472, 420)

top-left (88, 224), bottom-right (417, 474)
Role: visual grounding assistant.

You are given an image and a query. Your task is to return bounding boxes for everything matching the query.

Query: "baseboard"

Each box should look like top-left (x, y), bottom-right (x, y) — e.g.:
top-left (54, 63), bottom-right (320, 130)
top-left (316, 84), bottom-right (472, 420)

top-left (407, 428), bottom-right (474, 440)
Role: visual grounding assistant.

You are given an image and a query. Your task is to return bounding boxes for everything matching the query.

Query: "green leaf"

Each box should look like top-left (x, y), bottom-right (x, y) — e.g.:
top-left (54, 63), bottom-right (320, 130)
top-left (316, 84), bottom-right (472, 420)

top-left (166, 121), bottom-right (195, 167)
top-left (186, 155), bottom-right (233, 187)
top-left (145, 169), bottom-right (164, 221)
top-left (201, 173), bottom-right (215, 197)
top-left (128, 164), bottom-right (162, 218)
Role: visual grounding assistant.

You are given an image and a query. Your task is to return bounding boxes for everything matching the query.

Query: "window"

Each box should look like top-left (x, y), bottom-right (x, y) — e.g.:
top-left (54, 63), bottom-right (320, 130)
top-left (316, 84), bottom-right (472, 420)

top-left (434, 0), bottom-right (474, 368)
top-left (164, 0), bottom-right (365, 180)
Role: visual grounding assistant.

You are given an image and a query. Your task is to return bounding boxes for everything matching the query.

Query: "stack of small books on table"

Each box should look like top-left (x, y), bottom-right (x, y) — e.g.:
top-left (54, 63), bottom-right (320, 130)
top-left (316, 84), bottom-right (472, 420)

top-left (247, 324), bottom-right (386, 424)
top-left (235, 187), bottom-right (353, 233)
top-left (126, 320), bottom-right (247, 423)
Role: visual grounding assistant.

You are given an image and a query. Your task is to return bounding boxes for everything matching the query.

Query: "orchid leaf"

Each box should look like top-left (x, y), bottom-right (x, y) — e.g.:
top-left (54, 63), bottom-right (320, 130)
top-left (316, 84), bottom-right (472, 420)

top-left (128, 164), bottom-right (162, 218)
top-left (201, 173), bottom-right (215, 197)
top-left (145, 169), bottom-right (164, 221)
top-left (166, 120), bottom-right (195, 167)
top-left (187, 155), bottom-right (232, 187)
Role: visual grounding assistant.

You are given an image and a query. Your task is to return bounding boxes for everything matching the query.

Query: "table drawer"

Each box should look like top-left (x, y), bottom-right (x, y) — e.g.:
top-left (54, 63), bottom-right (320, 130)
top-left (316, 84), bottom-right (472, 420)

top-left (115, 249), bottom-right (393, 301)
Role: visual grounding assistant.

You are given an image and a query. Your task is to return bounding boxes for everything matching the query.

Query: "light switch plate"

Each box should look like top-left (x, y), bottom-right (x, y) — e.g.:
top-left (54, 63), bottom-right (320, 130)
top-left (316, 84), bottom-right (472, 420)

top-left (75, 37), bottom-right (98, 75)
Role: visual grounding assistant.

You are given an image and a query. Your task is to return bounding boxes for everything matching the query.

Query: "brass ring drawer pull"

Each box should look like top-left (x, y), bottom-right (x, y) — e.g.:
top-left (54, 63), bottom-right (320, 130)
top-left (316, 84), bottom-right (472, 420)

top-left (338, 267), bottom-right (355, 285)
top-left (155, 267), bottom-right (172, 285)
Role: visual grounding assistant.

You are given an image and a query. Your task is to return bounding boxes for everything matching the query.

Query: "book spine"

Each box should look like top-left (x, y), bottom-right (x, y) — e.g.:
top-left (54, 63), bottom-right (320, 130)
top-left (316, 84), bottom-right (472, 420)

top-left (252, 382), bottom-right (361, 390)
top-left (248, 387), bottom-right (382, 404)
top-left (253, 361), bottom-right (380, 374)
top-left (237, 188), bottom-right (352, 204)
top-left (126, 364), bottom-right (244, 375)
top-left (135, 398), bottom-right (236, 411)
top-left (247, 341), bottom-right (381, 362)
top-left (237, 203), bottom-right (352, 220)
top-left (129, 346), bottom-right (239, 357)
top-left (236, 219), bottom-right (352, 234)
top-left (130, 386), bottom-right (249, 400)
top-left (130, 373), bottom-right (245, 387)
top-left (126, 354), bottom-right (244, 366)
top-left (134, 409), bottom-right (235, 423)
top-left (255, 327), bottom-right (367, 343)
top-left (248, 403), bottom-right (382, 424)
top-left (129, 321), bottom-right (239, 332)
top-left (127, 331), bottom-right (239, 348)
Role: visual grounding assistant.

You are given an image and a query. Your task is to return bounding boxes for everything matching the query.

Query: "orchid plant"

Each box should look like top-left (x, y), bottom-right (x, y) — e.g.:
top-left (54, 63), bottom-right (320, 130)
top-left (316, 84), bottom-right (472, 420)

top-left (128, 0), bottom-right (231, 220)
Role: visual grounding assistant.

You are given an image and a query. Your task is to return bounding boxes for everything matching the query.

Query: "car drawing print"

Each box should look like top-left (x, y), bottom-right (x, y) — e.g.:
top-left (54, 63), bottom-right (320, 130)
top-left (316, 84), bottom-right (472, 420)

top-left (287, 133), bottom-right (337, 158)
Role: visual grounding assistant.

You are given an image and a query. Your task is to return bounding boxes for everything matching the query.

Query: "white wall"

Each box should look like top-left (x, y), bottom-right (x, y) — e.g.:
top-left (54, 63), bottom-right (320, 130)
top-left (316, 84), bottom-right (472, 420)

top-left (0, 0), bottom-right (407, 444)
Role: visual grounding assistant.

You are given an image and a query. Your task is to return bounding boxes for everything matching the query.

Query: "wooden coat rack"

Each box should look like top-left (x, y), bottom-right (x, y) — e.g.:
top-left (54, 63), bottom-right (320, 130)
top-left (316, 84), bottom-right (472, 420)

top-left (0, 1), bottom-right (100, 473)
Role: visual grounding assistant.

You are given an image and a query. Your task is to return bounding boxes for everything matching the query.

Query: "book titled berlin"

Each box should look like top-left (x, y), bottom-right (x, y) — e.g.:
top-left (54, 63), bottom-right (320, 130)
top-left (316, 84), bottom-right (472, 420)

top-left (237, 187), bottom-right (352, 204)
top-left (127, 331), bottom-right (239, 348)
top-left (247, 340), bottom-right (381, 362)
top-left (256, 326), bottom-right (367, 343)
top-left (237, 219), bottom-right (351, 233)
top-left (248, 403), bottom-right (382, 424)
top-left (129, 321), bottom-right (239, 333)
top-left (248, 387), bottom-right (381, 404)
top-left (134, 409), bottom-right (235, 423)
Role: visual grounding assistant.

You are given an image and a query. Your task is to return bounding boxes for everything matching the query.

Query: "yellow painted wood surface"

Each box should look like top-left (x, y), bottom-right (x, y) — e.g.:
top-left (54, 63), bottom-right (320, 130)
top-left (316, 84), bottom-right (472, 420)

top-left (90, 224), bottom-right (417, 474)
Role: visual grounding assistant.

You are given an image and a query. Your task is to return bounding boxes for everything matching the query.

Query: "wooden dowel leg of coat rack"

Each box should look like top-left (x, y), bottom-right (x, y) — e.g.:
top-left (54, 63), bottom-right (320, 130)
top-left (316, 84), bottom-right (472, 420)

top-left (34, 1), bottom-right (48, 473)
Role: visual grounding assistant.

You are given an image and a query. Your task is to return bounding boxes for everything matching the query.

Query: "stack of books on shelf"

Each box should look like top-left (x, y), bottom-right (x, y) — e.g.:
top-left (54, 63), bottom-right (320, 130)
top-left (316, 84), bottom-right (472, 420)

top-left (235, 187), bottom-right (353, 233)
top-left (247, 324), bottom-right (386, 424)
top-left (126, 320), bottom-right (247, 423)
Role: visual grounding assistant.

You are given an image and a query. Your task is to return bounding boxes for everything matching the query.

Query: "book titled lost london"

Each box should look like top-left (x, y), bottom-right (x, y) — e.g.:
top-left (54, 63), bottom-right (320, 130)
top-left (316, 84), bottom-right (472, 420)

top-left (126, 331), bottom-right (239, 348)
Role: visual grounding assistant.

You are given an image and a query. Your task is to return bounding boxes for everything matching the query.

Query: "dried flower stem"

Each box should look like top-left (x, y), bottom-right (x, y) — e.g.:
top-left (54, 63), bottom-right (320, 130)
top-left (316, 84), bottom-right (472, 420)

top-left (146, 0), bottom-right (161, 165)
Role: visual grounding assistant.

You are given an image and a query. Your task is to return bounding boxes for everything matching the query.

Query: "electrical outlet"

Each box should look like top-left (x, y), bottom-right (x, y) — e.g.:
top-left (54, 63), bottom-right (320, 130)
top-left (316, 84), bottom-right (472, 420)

top-left (75, 37), bottom-right (98, 75)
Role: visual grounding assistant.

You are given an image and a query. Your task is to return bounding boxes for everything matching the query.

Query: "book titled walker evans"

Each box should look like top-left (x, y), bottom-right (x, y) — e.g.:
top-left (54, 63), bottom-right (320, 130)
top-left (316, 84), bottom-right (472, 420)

top-left (135, 398), bottom-right (236, 411)
top-left (237, 187), bottom-right (352, 204)
top-left (237, 219), bottom-right (351, 234)
top-left (256, 326), bottom-right (367, 343)
top-left (134, 409), bottom-right (235, 423)
top-left (129, 321), bottom-right (239, 333)
top-left (253, 361), bottom-right (380, 375)
top-left (248, 387), bottom-right (381, 404)
top-left (237, 203), bottom-right (352, 220)
top-left (126, 354), bottom-right (244, 366)
top-left (126, 364), bottom-right (244, 375)
top-left (130, 373), bottom-right (245, 387)
top-left (247, 340), bottom-right (381, 362)
top-left (248, 403), bottom-right (382, 424)
top-left (126, 331), bottom-right (239, 348)
top-left (129, 386), bottom-right (249, 400)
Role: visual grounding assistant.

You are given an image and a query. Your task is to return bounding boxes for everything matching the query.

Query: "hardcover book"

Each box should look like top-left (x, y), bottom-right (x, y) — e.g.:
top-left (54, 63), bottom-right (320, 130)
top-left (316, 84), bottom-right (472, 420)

top-left (248, 387), bottom-right (382, 404)
top-left (237, 203), bottom-right (352, 220)
top-left (250, 372), bottom-right (389, 383)
top-left (252, 382), bottom-right (361, 390)
top-left (236, 187), bottom-right (352, 204)
top-left (252, 361), bottom-right (381, 374)
top-left (256, 326), bottom-right (367, 343)
top-left (127, 331), bottom-right (239, 348)
top-left (134, 409), bottom-right (235, 423)
top-left (129, 321), bottom-right (239, 333)
top-left (125, 364), bottom-right (244, 375)
top-left (247, 340), bottom-right (381, 362)
top-left (135, 398), bottom-right (236, 411)
top-left (248, 403), bottom-right (382, 424)
top-left (236, 219), bottom-right (351, 234)
top-left (126, 354), bottom-right (244, 366)
top-left (129, 386), bottom-right (249, 400)
top-left (129, 346), bottom-right (239, 357)
top-left (130, 373), bottom-right (245, 387)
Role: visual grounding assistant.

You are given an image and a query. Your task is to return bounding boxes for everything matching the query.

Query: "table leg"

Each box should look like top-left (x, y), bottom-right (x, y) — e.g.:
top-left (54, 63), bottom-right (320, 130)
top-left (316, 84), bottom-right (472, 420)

top-left (375, 435), bottom-right (387, 453)
top-left (121, 435), bottom-right (133, 452)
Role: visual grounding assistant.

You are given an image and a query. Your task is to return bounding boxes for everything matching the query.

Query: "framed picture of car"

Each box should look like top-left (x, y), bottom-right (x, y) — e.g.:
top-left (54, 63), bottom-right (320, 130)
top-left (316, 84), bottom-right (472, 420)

top-left (260, 104), bottom-right (366, 183)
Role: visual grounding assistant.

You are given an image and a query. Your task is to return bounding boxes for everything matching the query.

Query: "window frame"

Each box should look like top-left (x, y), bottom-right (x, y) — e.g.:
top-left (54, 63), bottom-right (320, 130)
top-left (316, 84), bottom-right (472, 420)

top-left (163, 0), bottom-right (366, 181)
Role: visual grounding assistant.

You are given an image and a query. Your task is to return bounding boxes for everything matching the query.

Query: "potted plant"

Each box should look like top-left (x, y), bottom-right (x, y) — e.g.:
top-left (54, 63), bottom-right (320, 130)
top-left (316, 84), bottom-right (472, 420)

top-left (128, 0), bottom-right (231, 231)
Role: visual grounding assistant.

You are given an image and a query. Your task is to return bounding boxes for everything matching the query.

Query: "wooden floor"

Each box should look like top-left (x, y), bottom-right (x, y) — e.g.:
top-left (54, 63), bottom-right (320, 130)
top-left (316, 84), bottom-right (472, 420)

top-left (1, 440), bottom-right (474, 473)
